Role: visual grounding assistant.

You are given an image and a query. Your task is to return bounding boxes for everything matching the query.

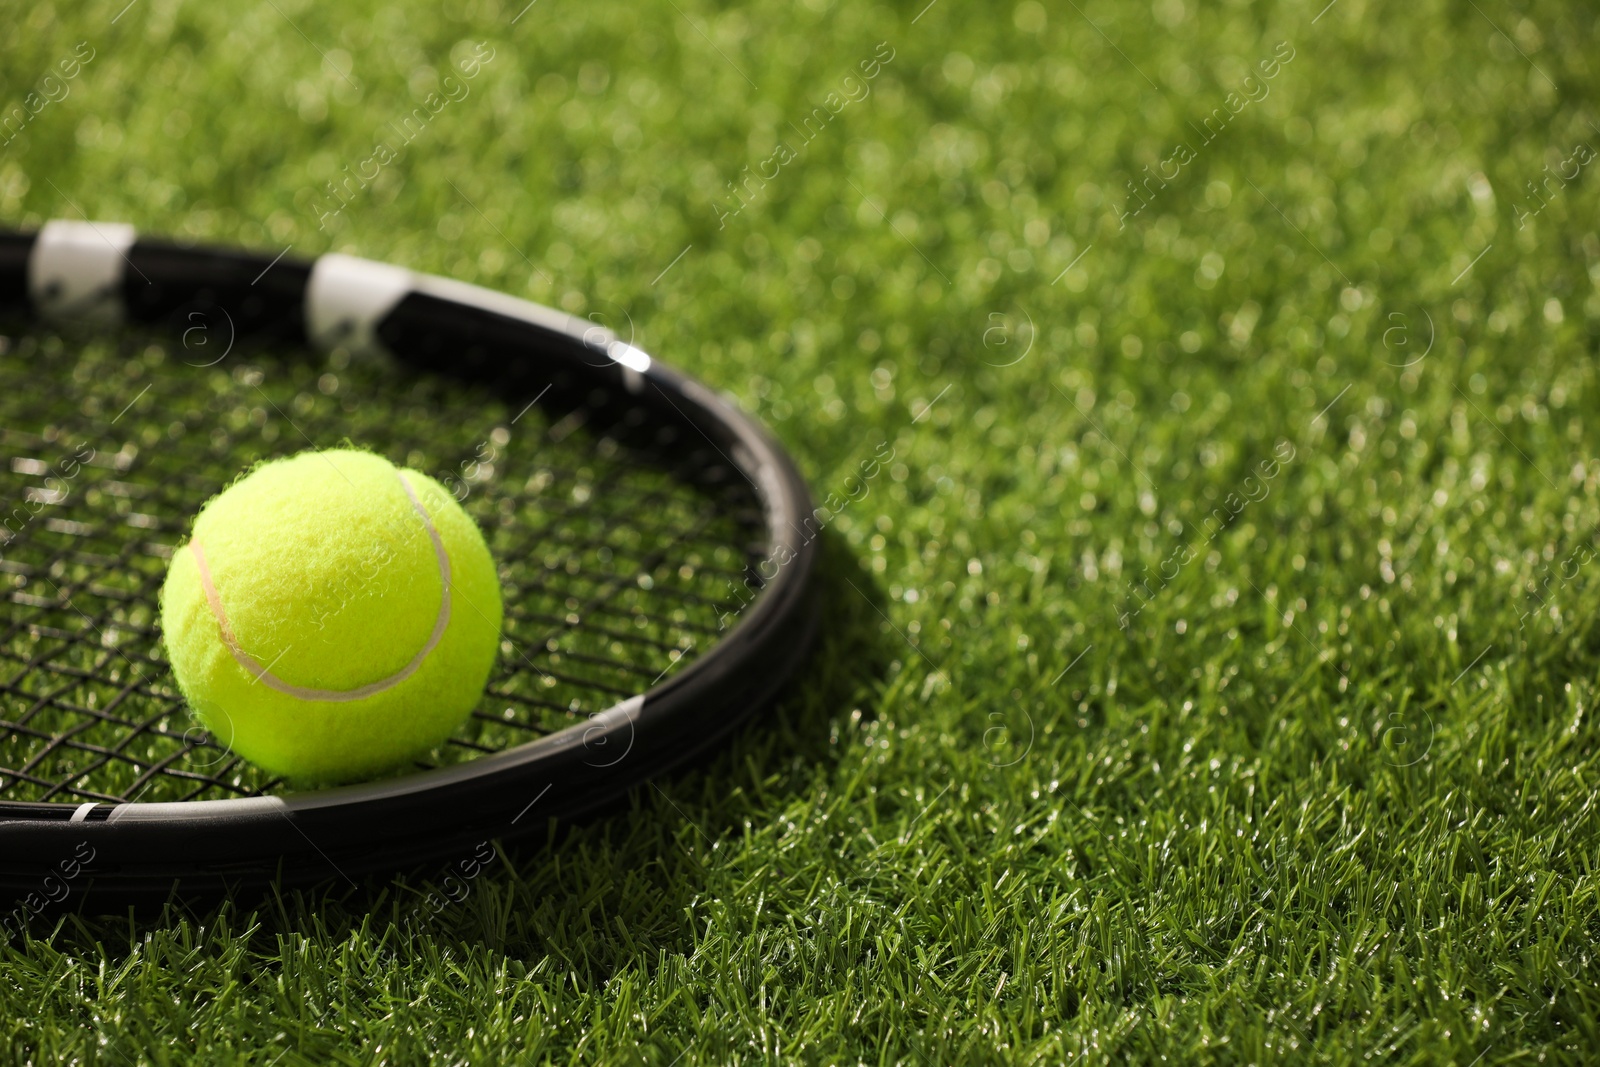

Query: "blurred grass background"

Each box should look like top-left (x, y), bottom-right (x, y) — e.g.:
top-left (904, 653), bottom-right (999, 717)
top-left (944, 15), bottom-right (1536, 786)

top-left (3, 0), bottom-right (1600, 1062)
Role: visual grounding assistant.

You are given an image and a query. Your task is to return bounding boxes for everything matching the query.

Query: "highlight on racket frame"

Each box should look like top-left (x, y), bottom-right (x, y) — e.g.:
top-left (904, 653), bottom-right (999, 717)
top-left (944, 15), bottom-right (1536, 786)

top-left (0, 220), bottom-right (818, 903)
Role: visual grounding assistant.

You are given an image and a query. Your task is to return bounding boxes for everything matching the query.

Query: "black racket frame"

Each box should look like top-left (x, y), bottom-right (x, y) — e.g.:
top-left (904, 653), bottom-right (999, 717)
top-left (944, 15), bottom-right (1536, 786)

top-left (0, 225), bottom-right (817, 903)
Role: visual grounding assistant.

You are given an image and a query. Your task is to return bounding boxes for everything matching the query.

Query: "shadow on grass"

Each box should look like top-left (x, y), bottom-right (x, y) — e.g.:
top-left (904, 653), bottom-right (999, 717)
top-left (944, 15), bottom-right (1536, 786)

top-left (47, 528), bottom-right (895, 988)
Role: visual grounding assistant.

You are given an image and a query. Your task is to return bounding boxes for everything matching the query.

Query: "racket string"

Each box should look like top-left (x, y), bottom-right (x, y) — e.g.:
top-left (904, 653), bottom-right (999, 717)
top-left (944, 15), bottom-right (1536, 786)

top-left (0, 325), bottom-right (762, 803)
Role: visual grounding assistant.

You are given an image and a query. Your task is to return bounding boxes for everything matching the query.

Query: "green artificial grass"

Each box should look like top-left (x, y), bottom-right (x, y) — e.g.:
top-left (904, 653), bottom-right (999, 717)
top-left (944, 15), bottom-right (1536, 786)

top-left (4, 0), bottom-right (1600, 1062)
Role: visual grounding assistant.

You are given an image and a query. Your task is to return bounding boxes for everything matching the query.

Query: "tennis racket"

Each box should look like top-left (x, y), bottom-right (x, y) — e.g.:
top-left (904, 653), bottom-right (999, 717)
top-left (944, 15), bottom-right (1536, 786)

top-left (0, 221), bottom-right (817, 907)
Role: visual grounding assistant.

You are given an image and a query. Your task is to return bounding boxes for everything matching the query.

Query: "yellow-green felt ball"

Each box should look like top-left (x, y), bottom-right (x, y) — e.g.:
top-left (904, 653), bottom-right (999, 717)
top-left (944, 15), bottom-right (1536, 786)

top-left (160, 449), bottom-right (503, 783)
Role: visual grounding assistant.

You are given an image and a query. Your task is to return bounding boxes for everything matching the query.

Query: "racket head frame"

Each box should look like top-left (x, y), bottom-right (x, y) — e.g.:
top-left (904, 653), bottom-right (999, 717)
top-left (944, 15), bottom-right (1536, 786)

top-left (0, 223), bottom-right (818, 901)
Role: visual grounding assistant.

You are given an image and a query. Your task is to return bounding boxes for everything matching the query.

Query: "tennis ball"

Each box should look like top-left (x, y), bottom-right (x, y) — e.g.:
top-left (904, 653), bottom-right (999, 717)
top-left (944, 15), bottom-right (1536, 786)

top-left (159, 449), bottom-right (503, 783)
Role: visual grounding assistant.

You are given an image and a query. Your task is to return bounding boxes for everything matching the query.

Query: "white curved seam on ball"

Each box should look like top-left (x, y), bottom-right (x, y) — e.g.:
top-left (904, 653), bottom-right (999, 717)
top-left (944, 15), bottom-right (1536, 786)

top-left (187, 471), bottom-right (454, 702)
